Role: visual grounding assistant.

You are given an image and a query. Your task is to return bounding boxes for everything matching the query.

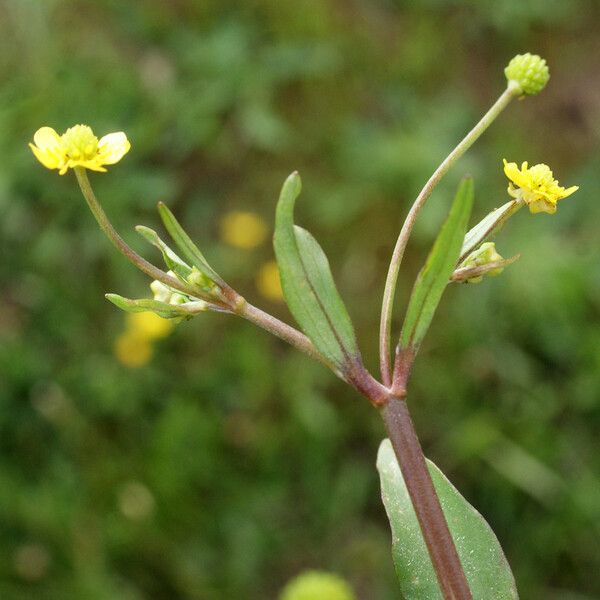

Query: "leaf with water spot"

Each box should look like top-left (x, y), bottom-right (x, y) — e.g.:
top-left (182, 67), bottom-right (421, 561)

top-left (377, 439), bottom-right (518, 599)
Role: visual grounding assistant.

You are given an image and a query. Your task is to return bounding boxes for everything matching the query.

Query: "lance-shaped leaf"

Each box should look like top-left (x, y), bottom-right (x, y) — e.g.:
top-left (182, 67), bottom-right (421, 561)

top-left (377, 439), bottom-right (519, 600)
top-left (398, 177), bottom-right (474, 352)
top-left (273, 172), bottom-right (359, 370)
top-left (459, 199), bottom-right (521, 263)
top-left (157, 202), bottom-right (224, 285)
top-left (105, 293), bottom-right (208, 319)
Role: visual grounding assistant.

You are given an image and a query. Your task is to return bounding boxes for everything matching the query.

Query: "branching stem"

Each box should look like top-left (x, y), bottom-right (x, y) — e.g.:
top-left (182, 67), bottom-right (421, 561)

top-left (74, 167), bottom-right (197, 300)
top-left (75, 168), bottom-right (345, 381)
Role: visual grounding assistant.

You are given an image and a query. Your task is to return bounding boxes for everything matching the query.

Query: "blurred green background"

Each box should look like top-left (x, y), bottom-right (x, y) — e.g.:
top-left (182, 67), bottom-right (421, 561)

top-left (1, 1), bottom-right (599, 598)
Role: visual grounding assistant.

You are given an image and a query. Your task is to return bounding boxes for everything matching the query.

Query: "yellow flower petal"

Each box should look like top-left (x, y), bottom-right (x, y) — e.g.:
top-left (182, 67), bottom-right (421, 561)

top-left (30, 127), bottom-right (65, 171)
top-left (503, 160), bottom-right (527, 189)
top-left (528, 199), bottom-right (557, 214)
top-left (29, 143), bottom-right (63, 170)
top-left (97, 132), bottom-right (131, 165)
top-left (68, 158), bottom-right (107, 173)
top-left (562, 185), bottom-right (579, 198)
top-left (34, 127), bottom-right (61, 151)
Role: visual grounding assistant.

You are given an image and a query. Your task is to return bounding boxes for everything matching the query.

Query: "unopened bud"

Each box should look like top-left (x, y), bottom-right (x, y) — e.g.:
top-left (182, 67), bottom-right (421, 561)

top-left (150, 273), bottom-right (191, 306)
top-left (505, 53), bottom-right (549, 96)
top-left (459, 242), bottom-right (505, 283)
top-left (188, 267), bottom-right (216, 291)
top-left (150, 279), bottom-right (172, 303)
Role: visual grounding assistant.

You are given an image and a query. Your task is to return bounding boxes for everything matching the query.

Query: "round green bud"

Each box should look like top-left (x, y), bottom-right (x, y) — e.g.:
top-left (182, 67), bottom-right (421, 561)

top-left (280, 571), bottom-right (355, 600)
top-left (504, 53), bottom-right (549, 95)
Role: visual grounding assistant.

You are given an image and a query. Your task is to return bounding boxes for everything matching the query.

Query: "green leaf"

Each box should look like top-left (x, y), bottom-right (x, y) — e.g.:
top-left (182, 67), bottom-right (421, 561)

top-left (104, 294), bottom-right (184, 319)
top-left (273, 172), bottom-right (359, 370)
top-left (157, 202), bottom-right (224, 284)
top-left (459, 199), bottom-right (520, 263)
top-left (135, 225), bottom-right (194, 282)
top-left (399, 177), bottom-right (474, 352)
top-left (377, 439), bottom-right (519, 600)
top-left (105, 293), bottom-right (204, 319)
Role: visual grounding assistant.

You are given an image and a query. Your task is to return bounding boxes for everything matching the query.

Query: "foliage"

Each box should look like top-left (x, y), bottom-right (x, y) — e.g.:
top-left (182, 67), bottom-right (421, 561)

top-left (1, 0), bottom-right (600, 598)
top-left (377, 439), bottom-right (517, 599)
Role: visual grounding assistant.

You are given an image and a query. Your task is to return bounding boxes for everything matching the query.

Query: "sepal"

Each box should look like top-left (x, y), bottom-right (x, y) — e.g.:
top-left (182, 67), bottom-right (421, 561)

top-left (105, 293), bottom-right (209, 320)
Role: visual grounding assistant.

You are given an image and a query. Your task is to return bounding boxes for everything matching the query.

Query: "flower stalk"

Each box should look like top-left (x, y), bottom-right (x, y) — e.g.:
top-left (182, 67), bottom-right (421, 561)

top-left (74, 167), bottom-right (193, 297)
top-left (379, 81), bottom-right (520, 386)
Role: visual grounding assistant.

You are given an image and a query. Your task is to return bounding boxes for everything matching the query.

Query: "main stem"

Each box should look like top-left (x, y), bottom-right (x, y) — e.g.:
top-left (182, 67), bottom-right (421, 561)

top-left (379, 83), bottom-right (519, 385)
top-left (381, 396), bottom-right (472, 600)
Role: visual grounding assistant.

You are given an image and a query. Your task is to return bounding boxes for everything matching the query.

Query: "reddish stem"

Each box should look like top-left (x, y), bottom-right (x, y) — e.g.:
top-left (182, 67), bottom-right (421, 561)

top-left (381, 396), bottom-right (472, 600)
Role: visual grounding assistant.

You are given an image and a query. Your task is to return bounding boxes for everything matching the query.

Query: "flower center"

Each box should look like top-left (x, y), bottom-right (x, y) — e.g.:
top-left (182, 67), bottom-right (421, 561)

top-left (525, 165), bottom-right (555, 193)
top-left (61, 125), bottom-right (99, 161)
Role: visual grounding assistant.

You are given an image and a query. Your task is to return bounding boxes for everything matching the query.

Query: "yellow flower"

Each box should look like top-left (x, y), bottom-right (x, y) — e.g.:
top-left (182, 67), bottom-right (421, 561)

top-left (127, 312), bottom-right (174, 340)
top-left (256, 260), bottom-right (284, 302)
top-left (114, 313), bottom-right (173, 368)
top-left (220, 211), bottom-right (268, 249)
top-left (30, 125), bottom-right (130, 175)
top-left (503, 159), bottom-right (578, 215)
top-left (114, 331), bottom-right (154, 368)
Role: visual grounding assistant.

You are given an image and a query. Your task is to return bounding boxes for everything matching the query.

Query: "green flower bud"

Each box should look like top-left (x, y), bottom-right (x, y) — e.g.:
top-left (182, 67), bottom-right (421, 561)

top-left (505, 53), bottom-right (549, 96)
top-left (460, 242), bottom-right (505, 283)
top-left (150, 272), bottom-right (194, 306)
top-left (188, 267), bottom-right (218, 293)
top-left (150, 279), bottom-right (172, 303)
top-left (280, 571), bottom-right (355, 600)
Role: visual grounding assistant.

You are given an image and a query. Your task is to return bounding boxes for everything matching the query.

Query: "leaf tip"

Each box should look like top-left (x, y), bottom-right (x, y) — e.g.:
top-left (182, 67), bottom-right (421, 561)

top-left (285, 170), bottom-right (302, 192)
top-left (135, 225), bottom-right (157, 243)
top-left (105, 293), bottom-right (128, 309)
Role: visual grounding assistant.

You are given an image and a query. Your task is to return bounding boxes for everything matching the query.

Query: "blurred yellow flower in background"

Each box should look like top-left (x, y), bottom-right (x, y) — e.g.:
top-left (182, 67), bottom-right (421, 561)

top-left (503, 159), bottom-right (578, 214)
top-left (30, 125), bottom-right (130, 175)
top-left (256, 260), bottom-right (284, 302)
top-left (114, 332), bottom-right (154, 368)
top-left (114, 312), bottom-right (173, 368)
top-left (220, 211), bottom-right (268, 249)
top-left (279, 570), bottom-right (356, 600)
top-left (127, 312), bottom-right (173, 340)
